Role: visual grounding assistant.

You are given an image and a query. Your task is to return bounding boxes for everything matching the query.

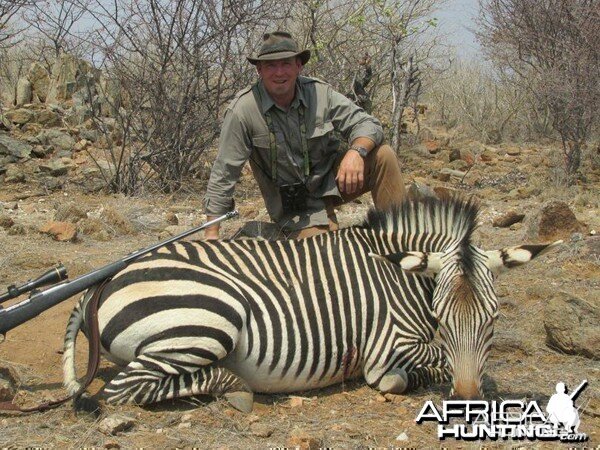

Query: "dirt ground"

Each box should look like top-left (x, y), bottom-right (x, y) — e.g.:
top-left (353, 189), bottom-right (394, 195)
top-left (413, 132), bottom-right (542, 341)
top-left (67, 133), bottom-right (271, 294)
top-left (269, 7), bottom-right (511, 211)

top-left (0, 140), bottom-right (599, 448)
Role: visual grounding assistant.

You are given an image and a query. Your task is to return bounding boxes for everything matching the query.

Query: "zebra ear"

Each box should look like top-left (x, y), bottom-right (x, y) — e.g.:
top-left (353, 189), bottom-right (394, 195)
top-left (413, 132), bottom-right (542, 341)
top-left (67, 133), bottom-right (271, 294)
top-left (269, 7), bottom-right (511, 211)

top-left (369, 251), bottom-right (442, 275)
top-left (485, 240), bottom-right (563, 275)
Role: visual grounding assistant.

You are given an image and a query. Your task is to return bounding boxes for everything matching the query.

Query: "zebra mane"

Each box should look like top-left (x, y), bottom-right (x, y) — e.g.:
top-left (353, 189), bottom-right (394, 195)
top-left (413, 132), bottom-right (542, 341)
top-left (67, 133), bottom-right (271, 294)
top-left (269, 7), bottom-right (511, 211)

top-left (363, 195), bottom-right (479, 254)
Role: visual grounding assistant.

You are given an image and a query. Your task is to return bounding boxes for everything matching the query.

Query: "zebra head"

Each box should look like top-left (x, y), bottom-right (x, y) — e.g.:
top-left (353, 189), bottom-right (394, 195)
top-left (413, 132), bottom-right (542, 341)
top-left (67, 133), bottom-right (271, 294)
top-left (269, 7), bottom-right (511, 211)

top-left (368, 196), bottom-right (561, 399)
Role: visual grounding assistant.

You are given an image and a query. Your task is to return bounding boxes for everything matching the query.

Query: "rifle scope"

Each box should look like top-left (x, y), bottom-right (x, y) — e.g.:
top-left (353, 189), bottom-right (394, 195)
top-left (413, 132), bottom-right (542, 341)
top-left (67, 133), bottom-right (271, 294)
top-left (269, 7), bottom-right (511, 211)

top-left (0, 264), bottom-right (68, 305)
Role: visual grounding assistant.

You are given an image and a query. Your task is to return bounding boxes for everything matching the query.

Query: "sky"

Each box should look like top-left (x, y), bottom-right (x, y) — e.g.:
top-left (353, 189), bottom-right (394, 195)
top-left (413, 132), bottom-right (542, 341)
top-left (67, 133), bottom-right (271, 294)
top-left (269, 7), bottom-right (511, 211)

top-left (434, 0), bottom-right (482, 59)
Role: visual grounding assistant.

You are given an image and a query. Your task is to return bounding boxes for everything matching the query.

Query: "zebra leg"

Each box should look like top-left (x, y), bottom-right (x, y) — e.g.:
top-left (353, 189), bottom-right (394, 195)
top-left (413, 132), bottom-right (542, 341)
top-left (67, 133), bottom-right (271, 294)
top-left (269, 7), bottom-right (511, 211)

top-left (406, 367), bottom-right (450, 391)
top-left (103, 354), bottom-right (254, 412)
top-left (418, 343), bottom-right (446, 368)
top-left (372, 343), bottom-right (447, 394)
top-left (374, 366), bottom-right (450, 394)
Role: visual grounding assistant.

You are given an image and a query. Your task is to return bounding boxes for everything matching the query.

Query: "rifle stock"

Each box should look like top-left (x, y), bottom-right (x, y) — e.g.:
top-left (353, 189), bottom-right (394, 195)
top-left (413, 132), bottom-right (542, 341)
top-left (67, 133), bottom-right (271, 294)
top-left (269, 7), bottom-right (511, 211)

top-left (0, 210), bottom-right (238, 336)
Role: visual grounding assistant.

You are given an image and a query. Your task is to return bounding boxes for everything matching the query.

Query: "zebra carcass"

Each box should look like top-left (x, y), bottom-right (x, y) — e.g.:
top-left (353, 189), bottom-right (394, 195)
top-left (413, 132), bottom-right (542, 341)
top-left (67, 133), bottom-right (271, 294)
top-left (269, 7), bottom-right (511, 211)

top-left (63, 196), bottom-right (560, 413)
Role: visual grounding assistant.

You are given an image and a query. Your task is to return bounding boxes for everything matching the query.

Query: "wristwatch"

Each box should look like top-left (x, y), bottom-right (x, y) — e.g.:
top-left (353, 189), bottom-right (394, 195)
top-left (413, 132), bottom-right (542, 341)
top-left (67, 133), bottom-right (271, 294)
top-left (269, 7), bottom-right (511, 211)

top-left (349, 145), bottom-right (369, 158)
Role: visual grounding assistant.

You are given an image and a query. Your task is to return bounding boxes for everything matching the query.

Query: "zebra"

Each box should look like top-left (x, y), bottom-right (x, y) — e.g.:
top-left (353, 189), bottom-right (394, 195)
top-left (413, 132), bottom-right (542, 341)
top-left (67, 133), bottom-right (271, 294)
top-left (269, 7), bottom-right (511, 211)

top-left (62, 196), bottom-right (560, 413)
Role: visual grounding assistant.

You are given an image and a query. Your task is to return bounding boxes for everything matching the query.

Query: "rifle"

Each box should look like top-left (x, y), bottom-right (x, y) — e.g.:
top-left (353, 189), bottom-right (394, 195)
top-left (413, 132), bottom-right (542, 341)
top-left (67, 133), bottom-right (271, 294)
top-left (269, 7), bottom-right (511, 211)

top-left (0, 210), bottom-right (238, 339)
top-left (569, 380), bottom-right (588, 402)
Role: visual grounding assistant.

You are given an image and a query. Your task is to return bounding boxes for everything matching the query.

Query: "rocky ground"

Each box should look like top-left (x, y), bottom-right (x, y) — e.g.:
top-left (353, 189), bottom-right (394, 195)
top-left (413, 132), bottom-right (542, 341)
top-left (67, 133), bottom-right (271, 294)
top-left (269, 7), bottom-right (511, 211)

top-left (0, 101), bottom-right (599, 448)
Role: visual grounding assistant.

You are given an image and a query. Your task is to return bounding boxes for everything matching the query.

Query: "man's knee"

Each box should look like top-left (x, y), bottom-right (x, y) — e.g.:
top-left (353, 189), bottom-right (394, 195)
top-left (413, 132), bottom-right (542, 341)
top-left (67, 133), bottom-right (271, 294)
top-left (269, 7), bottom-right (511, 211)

top-left (372, 144), bottom-right (399, 168)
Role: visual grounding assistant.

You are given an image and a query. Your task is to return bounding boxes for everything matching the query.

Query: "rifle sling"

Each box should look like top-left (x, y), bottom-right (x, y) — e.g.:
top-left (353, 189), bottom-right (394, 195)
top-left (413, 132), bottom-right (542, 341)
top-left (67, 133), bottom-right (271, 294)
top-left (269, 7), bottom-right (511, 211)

top-left (0, 278), bottom-right (109, 414)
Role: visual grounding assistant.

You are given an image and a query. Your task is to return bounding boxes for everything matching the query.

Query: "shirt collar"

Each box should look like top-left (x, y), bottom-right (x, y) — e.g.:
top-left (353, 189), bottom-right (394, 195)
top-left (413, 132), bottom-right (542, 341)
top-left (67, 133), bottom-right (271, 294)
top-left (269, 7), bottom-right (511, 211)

top-left (257, 78), bottom-right (307, 114)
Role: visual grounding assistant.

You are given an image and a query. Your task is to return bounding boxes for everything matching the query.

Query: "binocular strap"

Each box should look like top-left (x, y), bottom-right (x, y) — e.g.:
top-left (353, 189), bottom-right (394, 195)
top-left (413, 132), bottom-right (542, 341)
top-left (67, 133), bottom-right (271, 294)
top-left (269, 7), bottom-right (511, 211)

top-left (0, 278), bottom-right (110, 414)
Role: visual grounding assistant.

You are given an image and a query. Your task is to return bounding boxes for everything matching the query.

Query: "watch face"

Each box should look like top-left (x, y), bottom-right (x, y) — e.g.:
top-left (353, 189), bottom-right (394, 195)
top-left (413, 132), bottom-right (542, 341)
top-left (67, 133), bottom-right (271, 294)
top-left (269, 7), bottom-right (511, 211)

top-left (354, 146), bottom-right (368, 158)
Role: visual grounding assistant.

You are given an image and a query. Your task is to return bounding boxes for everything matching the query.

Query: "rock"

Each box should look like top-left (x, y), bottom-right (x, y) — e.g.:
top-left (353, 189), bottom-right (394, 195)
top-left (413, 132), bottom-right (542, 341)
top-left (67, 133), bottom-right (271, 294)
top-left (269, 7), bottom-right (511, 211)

top-left (250, 423), bottom-right (274, 438)
top-left (570, 232), bottom-right (584, 242)
top-left (35, 109), bottom-right (61, 127)
top-left (526, 201), bottom-right (585, 241)
top-left (103, 441), bottom-right (120, 449)
top-left (36, 129), bottom-right (75, 151)
top-left (289, 396), bottom-right (304, 408)
top-left (31, 145), bottom-right (49, 158)
top-left (177, 422), bottom-right (191, 429)
top-left (480, 148), bottom-right (497, 163)
top-left (0, 156), bottom-right (14, 169)
top-left (544, 291), bottom-right (599, 359)
top-left (47, 53), bottom-right (100, 104)
top-left (0, 366), bottom-right (19, 401)
top-left (28, 62), bottom-right (51, 102)
top-left (79, 129), bottom-right (99, 142)
top-left (423, 140), bottom-right (442, 154)
top-left (73, 139), bottom-right (89, 152)
top-left (0, 214), bottom-right (14, 229)
top-left (40, 176), bottom-right (64, 191)
top-left (407, 181), bottom-right (436, 200)
top-left (99, 415), bottom-right (135, 435)
top-left (0, 113), bottom-right (12, 131)
top-left (433, 186), bottom-right (456, 200)
top-left (0, 134), bottom-right (33, 159)
top-left (375, 393), bottom-right (388, 403)
top-left (98, 76), bottom-right (122, 116)
top-left (15, 78), bottom-right (32, 106)
top-left (4, 165), bottom-right (26, 183)
top-left (38, 160), bottom-right (70, 177)
top-left (396, 432), bottom-right (409, 441)
top-left (449, 148), bottom-right (475, 166)
top-left (166, 211), bottom-right (179, 225)
top-left (39, 221), bottom-right (77, 241)
top-left (439, 168), bottom-right (466, 180)
top-left (287, 430), bottom-right (320, 450)
top-left (506, 146), bottom-right (521, 156)
top-left (493, 211), bottom-right (525, 228)
top-left (4, 108), bottom-right (34, 125)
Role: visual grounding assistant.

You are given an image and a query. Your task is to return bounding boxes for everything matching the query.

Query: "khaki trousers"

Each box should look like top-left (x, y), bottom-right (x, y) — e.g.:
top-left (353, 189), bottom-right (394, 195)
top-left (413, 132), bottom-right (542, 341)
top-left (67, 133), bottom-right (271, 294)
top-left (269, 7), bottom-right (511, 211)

top-left (288, 144), bottom-right (406, 239)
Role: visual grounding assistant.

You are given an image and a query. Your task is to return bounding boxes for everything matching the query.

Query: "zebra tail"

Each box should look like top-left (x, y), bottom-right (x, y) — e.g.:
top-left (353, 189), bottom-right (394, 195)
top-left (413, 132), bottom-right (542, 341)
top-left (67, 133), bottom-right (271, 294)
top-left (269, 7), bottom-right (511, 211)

top-left (62, 295), bottom-right (101, 416)
top-left (62, 299), bottom-right (84, 396)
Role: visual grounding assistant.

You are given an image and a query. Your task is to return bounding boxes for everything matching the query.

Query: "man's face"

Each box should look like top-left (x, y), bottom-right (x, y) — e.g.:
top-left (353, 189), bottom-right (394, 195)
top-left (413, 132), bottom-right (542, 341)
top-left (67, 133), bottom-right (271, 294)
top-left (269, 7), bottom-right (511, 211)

top-left (256, 57), bottom-right (303, 100)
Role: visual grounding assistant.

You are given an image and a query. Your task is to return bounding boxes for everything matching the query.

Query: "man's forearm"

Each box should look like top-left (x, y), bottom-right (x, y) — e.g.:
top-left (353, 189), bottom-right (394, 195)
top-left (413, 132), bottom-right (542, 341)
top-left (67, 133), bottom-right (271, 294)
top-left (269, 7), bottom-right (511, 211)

top-left (349, 136), bottom-right (376, 154)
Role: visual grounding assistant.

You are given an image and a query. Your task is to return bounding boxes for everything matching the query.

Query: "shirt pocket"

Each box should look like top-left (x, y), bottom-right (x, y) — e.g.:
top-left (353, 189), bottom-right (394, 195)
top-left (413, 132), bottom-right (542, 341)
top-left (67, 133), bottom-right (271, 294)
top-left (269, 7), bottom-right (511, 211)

top-left (307, 121), bottom-right (334, 165)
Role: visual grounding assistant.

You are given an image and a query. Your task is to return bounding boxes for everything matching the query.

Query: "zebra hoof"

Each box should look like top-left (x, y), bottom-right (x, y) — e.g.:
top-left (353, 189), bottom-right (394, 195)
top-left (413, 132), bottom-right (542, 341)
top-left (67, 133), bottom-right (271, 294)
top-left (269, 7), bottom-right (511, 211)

top-left (378, 368), bottom-right (408, 394)
top-left (73, 392), bottom-right (101, 417)
top-left (224, 391), bottom-right (254, 413)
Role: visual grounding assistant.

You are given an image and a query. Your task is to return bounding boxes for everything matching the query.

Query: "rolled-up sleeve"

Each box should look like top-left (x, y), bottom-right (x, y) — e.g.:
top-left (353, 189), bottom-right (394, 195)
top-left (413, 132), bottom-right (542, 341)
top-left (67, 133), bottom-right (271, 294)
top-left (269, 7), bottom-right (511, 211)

top-left (328, 88), bottom-right (384, 146)
top-left (204, 109), bottom-right (252, 216)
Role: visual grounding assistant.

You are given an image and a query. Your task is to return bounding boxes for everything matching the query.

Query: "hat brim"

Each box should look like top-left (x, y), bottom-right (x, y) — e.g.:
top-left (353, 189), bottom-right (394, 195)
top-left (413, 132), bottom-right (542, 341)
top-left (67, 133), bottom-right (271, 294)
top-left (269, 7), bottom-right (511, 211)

top-left (248, 49), bottom-right (311, 66)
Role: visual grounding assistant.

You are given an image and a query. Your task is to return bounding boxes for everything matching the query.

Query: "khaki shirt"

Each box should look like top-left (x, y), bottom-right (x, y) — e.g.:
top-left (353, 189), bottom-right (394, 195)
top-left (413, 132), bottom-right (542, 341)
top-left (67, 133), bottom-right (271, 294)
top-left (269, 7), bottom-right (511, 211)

top-left (205, 76), bottom-right (384, 230)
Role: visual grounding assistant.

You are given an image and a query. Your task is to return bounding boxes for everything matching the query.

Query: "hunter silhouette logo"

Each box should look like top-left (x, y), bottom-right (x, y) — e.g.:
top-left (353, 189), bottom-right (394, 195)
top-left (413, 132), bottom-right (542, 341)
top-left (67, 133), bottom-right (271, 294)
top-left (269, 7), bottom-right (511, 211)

top-left (415, 380), bottom-right (589, 442)
top-left (546, 380), bottom-right (586, 434)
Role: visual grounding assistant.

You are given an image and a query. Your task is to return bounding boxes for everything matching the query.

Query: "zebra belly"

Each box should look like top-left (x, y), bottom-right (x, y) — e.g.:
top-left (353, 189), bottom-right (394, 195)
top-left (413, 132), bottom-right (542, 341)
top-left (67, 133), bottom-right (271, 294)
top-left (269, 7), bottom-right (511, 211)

top-left (220, 354), bottom-right (362, 393)
top-left (219, 329), bottom-right (363, 394)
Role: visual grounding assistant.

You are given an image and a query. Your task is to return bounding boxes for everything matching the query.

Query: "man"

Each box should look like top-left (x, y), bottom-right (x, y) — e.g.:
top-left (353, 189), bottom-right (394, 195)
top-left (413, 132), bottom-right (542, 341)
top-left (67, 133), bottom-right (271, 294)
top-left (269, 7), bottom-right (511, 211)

top-left (204, 31), bottom-right (406, 239)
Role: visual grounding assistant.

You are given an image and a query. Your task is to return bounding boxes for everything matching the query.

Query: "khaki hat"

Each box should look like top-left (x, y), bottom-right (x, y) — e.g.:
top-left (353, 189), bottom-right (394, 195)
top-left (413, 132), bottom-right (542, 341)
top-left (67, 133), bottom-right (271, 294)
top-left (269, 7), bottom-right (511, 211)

top-left (247, 31), bottom-right (310, 65)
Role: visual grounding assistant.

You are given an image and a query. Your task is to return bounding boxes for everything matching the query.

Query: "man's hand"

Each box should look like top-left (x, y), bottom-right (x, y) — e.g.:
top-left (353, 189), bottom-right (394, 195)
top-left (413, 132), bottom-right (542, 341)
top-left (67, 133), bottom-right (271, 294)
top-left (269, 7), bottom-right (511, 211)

top-left (336, 149), bottom-right (365, 195)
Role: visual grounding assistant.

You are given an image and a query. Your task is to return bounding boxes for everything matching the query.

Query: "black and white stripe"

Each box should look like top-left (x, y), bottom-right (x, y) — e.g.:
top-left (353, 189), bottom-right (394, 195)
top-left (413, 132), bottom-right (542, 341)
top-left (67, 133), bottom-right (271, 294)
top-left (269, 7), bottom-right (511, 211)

top-left (63, 196), bottom-right (558, 410)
